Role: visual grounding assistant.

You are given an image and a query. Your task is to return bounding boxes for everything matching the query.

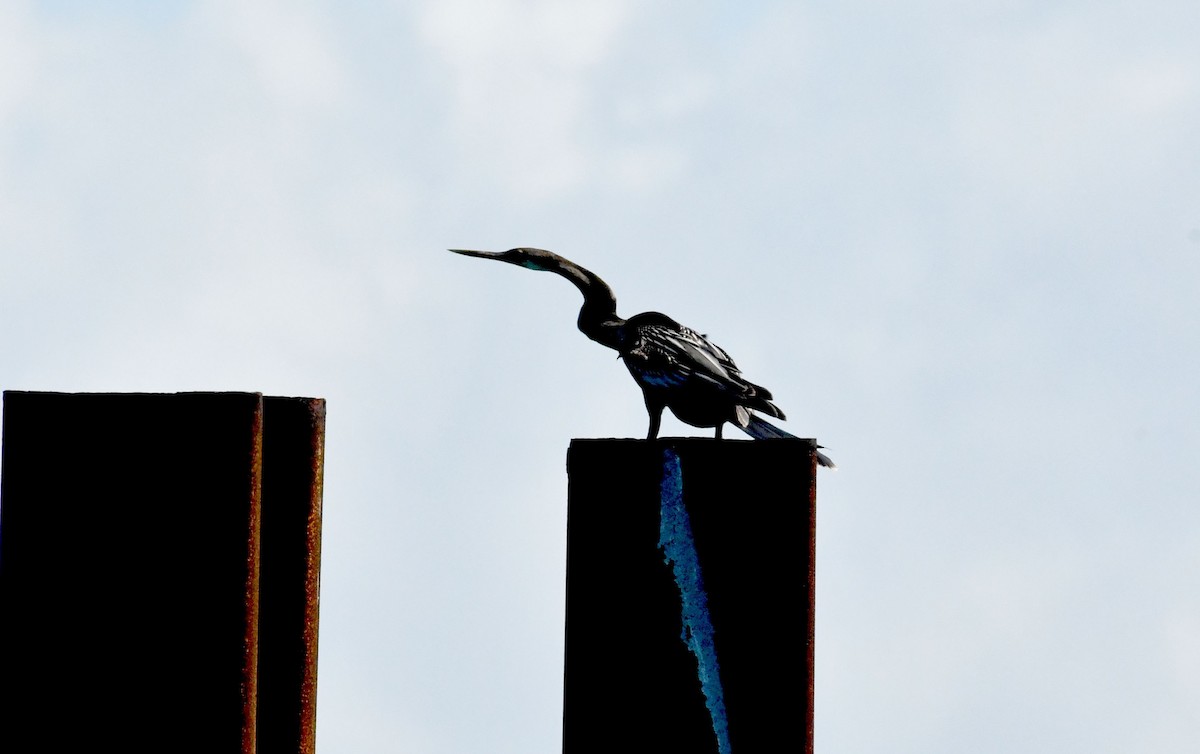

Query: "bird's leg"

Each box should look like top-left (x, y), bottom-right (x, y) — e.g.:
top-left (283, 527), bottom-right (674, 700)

top-left (714, 424), bottom-right (724, 440)
top-left (645, 397), bottom-right (664, 441)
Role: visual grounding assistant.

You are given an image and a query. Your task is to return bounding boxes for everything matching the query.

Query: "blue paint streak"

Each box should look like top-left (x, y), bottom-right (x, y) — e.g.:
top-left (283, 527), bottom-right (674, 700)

top-left (659, 448), bottom-right (731, 754)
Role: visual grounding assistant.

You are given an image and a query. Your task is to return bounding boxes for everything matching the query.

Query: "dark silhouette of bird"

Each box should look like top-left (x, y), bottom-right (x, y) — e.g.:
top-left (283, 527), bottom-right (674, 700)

top-left (449, 247), bottom-right (834, 467)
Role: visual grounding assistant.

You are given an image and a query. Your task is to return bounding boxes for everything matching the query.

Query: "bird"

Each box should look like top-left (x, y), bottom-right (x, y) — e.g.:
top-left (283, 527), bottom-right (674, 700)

top-left (449, 247), bottom-right (835, 468)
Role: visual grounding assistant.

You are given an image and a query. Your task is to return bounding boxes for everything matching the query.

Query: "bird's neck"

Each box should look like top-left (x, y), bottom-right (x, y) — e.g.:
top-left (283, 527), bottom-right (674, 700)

top-left (551, 262), bottom-right (623, 350)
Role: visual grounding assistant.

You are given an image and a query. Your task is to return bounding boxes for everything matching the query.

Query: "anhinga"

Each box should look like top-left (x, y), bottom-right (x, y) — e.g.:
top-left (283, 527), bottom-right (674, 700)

top-left (449, 247), bottom-right (835, 468)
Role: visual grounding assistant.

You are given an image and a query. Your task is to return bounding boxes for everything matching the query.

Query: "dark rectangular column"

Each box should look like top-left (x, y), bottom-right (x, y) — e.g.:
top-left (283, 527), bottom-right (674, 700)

top-left (0, 391), bottom-right (325, 754)
top-left (563, 438), bottom-right (817, 754)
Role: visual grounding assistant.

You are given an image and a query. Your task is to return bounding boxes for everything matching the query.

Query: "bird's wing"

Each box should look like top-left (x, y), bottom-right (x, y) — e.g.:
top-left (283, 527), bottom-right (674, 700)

top-left (640, 325), bottom-right (766, 398)
top-left (657, 327), bottom-right (741, 381)
top-left (626, 321), bottom-right (787, 421)
top-left (658, 326), bottom-right (784, 418)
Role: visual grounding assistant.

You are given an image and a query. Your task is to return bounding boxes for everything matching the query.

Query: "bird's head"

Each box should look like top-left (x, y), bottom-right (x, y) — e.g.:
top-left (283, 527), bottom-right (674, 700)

top-left (448, 247), bottom-right (559, 272)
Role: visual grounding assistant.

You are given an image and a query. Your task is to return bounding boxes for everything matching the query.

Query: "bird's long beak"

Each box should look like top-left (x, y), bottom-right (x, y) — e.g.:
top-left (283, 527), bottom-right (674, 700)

top-left (448, 248), bottom-right (502, 259)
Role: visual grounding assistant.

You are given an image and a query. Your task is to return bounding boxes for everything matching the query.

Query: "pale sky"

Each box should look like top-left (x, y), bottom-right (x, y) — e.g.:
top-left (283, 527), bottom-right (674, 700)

top-left (2, 2), bottom-right (1199, 752)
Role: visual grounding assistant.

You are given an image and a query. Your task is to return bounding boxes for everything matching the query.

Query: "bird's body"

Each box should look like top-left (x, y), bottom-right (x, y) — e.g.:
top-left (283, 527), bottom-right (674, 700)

top-left (617, 311), bottom-right (784, 440)
top-left (449, 247), bottom-right (834, 467)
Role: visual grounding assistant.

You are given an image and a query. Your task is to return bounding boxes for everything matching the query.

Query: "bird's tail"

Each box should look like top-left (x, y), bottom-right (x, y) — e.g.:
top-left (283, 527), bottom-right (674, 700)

top-left (741, 414), bottom-right (837, 469)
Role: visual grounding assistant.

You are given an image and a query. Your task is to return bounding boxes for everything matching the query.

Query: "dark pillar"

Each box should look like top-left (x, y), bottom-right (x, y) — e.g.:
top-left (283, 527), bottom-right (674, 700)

top-left (0, 391), bottom-right (325, 754)
top-left (563, 438), bottom-right (817, 754)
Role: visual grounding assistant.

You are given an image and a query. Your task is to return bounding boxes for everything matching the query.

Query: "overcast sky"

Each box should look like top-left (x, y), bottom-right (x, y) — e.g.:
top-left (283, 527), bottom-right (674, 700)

top-left (2, 1), bottom-right (1199, 752)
